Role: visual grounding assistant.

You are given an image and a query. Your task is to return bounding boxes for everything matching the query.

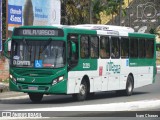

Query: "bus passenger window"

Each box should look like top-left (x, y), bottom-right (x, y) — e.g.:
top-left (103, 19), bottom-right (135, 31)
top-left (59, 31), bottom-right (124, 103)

top-left (138, 39), bottom-right (145, 58)
top-left (80, 36), bottom-right (89, 58)
top-left (100, 36), bottom-right (110, 58)
top-left (90, 36), bottom-right (99, 58)
top-left (121, 38), bottom-right (129, 58)
top-left (146, 39), bottom-right (154, 58)
top-left (111, 37), bottom-right (120, 59)
top-left (130, 38), bottom-right (138, 58)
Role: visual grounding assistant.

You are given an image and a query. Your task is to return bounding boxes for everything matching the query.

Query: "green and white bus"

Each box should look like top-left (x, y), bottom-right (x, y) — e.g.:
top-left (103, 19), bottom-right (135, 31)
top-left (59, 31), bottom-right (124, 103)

top-left (4, 24), bottom-right (156, 102)
top-left (156, 42), bottom-right (160, 72)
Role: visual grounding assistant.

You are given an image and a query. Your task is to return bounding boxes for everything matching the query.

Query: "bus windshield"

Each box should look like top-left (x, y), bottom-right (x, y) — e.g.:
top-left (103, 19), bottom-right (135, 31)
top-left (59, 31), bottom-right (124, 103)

top-left (11, 39), bottom-right (66, 68)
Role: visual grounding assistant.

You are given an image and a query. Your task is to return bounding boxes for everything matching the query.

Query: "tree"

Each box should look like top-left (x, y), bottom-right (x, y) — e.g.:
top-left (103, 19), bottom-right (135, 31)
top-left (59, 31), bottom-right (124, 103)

top-left (105, 0), bottom-right (120, 24)
top-left (92, 0), bottom-right (106, 24)
top-left (61, 0), bottom-right (107, 24)
top-left (62, 0), bottom-right (90, 25)
top-left (105, 0), bottom-right (125, 25)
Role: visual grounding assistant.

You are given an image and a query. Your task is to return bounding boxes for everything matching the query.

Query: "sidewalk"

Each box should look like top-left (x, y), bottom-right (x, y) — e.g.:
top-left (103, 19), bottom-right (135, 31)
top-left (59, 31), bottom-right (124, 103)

top-left (157, 65), bottom-right (160, 73)
top-left (0, 82), bottom-right (30, 99)
top-left (0, 83), bottom-right (27, 99)
top-left (0, 82), bottom-right (9, 93)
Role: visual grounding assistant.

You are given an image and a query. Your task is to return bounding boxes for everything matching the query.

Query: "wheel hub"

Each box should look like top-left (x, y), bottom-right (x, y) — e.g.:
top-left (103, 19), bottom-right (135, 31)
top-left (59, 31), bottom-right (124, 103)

top-left (80, 84), bottom-right (86, 95)
top-left (128, 81), bottom-right (132, 92)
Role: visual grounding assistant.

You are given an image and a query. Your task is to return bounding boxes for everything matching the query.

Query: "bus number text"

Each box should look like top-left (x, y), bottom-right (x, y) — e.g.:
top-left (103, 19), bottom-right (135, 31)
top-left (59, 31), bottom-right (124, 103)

top-left (83, 63), bottom-right (90, 69)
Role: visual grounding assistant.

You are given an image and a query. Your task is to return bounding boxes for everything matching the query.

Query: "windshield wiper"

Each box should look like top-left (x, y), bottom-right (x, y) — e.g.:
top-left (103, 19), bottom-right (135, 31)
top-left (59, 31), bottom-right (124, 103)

top-left (23, 38), bottom-right (29, 46)
top-left (40, 38), bottom-right (52, 53)
top-left (38, 38), bottom-right (52, 59)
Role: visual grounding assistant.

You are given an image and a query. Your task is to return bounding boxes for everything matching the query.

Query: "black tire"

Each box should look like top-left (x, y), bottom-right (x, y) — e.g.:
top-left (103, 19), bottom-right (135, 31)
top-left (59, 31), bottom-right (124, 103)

top-left (72, 81), bottom-right (87, 101)
top-left (116, 75), bottom-right (134, 96)
top-left (29, 93), bottom-right (43, 103)
top-left (87, 92), bottom-right (95, 99)
top-left (125, 75), bottom-right (134, 96)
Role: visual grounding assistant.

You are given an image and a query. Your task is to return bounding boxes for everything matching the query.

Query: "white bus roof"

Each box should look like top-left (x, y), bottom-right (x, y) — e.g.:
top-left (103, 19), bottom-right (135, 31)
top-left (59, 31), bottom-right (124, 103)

top-left (75, 24), bottom-right (135, 33)
top-left (51, 24), bottom-right (133, 37)
top-left (71, 24), bottom-right (133, 37)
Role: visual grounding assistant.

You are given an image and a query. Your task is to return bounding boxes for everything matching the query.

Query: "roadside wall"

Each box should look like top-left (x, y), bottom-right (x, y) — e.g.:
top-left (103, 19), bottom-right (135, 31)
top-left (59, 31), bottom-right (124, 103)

top-left (0, 59), bottom-right (9, 81)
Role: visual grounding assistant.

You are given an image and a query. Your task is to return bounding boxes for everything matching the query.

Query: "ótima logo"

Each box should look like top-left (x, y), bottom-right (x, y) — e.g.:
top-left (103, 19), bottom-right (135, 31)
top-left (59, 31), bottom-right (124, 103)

top-left (8, 5), bottom-right (22, 26)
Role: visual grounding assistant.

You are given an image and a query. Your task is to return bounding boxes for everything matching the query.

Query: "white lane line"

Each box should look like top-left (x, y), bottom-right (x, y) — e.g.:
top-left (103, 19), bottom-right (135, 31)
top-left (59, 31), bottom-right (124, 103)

top-left (10, 99), bottom-right (160, 111)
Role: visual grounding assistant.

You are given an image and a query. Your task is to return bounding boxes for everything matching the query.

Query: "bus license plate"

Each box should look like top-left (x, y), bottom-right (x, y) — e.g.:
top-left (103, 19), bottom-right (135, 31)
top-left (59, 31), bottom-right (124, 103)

top-left (28, 86), bottom-right (38, 90)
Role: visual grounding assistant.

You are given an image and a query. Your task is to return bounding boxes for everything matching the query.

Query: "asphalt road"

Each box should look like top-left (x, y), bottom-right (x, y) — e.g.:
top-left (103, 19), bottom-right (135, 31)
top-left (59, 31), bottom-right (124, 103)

top-left (0, 74), bottom-right (160, 119)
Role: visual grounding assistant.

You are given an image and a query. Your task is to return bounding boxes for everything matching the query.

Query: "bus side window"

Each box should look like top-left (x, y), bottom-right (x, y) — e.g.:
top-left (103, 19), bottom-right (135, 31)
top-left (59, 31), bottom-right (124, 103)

top-left (111, 37), bottom-right (120, 59)
top-left (67, 34), bottom-right (79, 68)
top-left (100, 36), bottom-right (110, 58)
top-left (80, 36), bottom-right (89, 58)
top-left (90, 36), bottom-right (99, 58)
top-left (146, 39), bottom-right (154, 58)
top-left (138, 39), bottom-right (145, 58)
top-left (130, 38), bottom-right (138, 58)
top-left (121, 37), bottom-right (129, 58)
top-left (71, 41), bottom-right (79, 61)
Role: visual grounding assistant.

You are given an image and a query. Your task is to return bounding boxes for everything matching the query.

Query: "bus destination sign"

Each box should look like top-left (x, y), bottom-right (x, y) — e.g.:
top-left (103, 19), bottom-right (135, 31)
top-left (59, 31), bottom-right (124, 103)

top-left (13, 28), bottom-right (64, 37)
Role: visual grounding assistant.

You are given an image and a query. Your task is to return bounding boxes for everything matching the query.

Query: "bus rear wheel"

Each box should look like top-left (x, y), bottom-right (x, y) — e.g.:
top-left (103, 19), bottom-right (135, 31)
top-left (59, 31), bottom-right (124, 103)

top-left (72, 81), bottom-right (87, 101)
top-left (125, 75), bottom-right (134, 96)
top-left (116, 75), bottom-right (134, 96)
top-left (29, 93), bottom-right (43, 103)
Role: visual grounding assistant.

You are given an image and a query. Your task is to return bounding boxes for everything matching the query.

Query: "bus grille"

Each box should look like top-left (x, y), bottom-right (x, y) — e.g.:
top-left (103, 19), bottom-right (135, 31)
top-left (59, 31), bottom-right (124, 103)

top-left (13, 69), bottom-right (54, 77)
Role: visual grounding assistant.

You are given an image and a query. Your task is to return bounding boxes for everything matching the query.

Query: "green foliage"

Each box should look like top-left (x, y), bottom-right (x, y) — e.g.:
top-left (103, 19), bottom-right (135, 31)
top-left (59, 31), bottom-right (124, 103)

top-left (92, 0), bottom-right (108, 23)
top-left (1, 78), bottom-right (9, 83)
top-left (103, 0), bottom-right (125, 24)
top-left (64, 0), bottom-right (124, 24)
top-left (64, 0), bottom-right (90, 25)
top-left (149, 28), bottom-right (156, 34)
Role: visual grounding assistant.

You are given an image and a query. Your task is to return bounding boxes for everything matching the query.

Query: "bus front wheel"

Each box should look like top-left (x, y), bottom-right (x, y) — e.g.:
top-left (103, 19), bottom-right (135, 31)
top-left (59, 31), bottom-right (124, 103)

top-left (72, 81), bottom-right (87, 101)
top-left (29, 93), bottom-right (43, 103)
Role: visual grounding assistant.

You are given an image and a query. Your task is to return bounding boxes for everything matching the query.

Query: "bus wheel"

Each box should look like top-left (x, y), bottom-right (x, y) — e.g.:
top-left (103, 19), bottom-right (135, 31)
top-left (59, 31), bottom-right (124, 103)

top-left (87, 93), bottom-right (95, 99)
top-left (125, 75), bottom-right (134, 96)
top-left (72, 81), bottom-right (87, 101)
top-left (116, 75), bottom-right (134, 96)
top-left (29, 93), bottom-right (43, 103)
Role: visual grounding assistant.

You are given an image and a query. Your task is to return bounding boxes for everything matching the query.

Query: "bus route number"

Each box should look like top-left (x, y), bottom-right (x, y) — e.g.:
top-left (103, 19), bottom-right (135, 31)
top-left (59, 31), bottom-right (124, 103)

top-left (83, 63), bottom-right (90, 69)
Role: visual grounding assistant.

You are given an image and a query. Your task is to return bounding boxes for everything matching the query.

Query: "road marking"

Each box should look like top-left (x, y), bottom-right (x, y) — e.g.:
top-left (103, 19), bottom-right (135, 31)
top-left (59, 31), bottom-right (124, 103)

top-left (10, 99), bottom-right (160, 111)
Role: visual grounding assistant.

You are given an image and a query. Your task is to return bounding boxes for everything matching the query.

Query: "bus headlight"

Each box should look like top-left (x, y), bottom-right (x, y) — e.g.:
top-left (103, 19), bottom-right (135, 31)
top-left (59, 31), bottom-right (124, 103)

top-left (52, 76), bottom-right (64, 85)
top-left (58, 76), bottom-right (64, 81)
top-left (10, 74), bottom-right (16, 84)
top-left (9, 74), bottom-right (13, 79)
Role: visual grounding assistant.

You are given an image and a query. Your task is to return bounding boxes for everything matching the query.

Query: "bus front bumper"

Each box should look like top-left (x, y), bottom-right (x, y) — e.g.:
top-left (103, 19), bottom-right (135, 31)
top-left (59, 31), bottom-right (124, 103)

top-left (9, 79), bottom-right (67, 94)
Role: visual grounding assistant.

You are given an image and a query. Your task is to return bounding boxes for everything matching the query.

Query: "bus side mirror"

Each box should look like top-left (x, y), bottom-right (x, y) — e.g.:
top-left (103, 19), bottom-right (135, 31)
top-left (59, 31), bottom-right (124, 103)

top-left (4, 38), bottom-right (11, 59)
top-left (68, 41), bottom-right (76, 67)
